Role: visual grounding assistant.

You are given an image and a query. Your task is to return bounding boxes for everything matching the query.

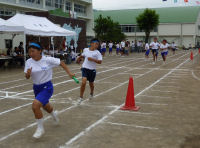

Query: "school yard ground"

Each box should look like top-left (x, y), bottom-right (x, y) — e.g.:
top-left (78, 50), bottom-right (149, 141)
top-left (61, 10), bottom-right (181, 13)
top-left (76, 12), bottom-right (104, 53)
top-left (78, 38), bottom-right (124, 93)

top-left (0, 50), bottom-right (200, 148)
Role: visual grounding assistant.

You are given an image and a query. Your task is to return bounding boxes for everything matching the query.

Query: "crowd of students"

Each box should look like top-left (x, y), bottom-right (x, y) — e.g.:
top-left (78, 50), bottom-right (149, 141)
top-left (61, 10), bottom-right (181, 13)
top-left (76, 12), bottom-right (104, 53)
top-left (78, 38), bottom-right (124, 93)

top-left (99, 38), bottom-right (178, 64)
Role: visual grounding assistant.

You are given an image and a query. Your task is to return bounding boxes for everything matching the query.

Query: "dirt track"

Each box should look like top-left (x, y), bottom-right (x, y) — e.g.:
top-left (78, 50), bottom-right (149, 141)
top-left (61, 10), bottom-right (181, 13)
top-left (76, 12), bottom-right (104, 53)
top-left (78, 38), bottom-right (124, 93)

top-left (0, 50), bottom-right (200, 148)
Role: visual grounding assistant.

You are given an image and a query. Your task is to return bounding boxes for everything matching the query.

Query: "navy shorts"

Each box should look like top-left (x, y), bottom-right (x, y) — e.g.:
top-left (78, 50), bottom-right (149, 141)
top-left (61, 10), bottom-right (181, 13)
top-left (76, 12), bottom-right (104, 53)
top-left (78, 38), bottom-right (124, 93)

top-left (33, 81), bottom-right (53, 106)
top-left (109, 48), bottom-right (112, 52)
top-left (152, 49), bottom-right (158, 55)
top-left (81, 68), bottom-right (96, 82)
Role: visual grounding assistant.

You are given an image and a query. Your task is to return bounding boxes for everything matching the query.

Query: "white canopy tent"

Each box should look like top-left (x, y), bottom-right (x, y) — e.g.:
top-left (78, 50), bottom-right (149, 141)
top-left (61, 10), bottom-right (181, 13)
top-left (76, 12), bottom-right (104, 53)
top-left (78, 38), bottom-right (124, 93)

top-left (7, 14), bottom-right (76, 36)
top-left (0, 18), bottom-right (24, 32)
top-left (4, 14), bottom-right (76, 61)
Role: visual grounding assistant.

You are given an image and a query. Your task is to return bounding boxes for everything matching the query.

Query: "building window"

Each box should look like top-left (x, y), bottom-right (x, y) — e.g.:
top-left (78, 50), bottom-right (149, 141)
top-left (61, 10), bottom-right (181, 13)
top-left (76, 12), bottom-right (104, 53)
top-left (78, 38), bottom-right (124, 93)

top-left (0, 8), bottom-right (4, 16)
top-left (65, 1), bottom-right (71, 11)
top-left (20, 0), bottom-right (41, 4)
top-left (74, 4), bottom-right (86, 14)
top-left (0, 8), bottom-right (15, 16)
top-left (5, 39), bottom-right (12, 49)
top-left (46, 0), bottom-right (53, 7)
top-left (120, 25), bottom-right (135, 33)
top-left (55, 0), bottom-right (63, 9)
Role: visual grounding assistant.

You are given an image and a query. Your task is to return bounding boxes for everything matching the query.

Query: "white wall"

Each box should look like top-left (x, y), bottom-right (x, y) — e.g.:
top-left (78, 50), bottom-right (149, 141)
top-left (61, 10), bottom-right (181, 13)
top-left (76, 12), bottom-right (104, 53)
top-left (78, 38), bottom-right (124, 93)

top-left (158, 24), bottom-right (181, 36)
top-left (0, 33), bottom-right (24, 54)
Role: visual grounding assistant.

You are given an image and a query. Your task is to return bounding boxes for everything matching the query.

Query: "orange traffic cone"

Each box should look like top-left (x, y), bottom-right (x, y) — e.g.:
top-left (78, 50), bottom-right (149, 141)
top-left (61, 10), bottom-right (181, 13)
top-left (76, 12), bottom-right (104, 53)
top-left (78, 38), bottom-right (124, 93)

top-left (120, 77), bottom-right (140, 111)
top-left (190, 51), bottom-right (193, 61)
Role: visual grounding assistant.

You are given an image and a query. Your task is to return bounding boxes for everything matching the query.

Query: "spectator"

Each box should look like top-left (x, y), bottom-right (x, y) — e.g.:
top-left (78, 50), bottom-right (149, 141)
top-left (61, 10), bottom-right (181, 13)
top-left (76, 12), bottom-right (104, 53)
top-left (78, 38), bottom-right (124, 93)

top-left (18, 42), bottom-right (24, 54)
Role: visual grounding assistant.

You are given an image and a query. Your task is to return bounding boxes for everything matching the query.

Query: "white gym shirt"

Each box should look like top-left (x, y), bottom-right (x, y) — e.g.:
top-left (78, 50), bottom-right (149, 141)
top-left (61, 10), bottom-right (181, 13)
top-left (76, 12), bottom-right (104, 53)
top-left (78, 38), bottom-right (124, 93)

top-left (24, 56), bottom-right (60, 85)
top-left (82, 48), bottom-right (102, 70)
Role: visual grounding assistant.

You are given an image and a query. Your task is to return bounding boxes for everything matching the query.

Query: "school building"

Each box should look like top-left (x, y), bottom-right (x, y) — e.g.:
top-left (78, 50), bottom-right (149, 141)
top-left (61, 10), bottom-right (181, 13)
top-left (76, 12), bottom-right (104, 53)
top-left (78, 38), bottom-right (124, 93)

top-left (94, 6), bottom-right (200, 48)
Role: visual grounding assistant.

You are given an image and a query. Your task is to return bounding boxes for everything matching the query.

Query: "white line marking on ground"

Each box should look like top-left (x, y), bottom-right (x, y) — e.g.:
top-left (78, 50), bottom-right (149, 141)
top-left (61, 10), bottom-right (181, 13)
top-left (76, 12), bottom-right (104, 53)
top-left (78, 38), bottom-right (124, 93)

top-left (138, 95), bottom-right (172, 99)
top-left (60, 53), bottom-right (192, 147)
top-left (150, 90), bottom-right (175, 93)
top-left (192, 70), bottom-right (200, 81)
top-left (104, 122), bottom-right (159, 130)
top-left (0, 52), bottom-right (190, 142)
top-left (0, 65), bottom-right (154, 143)
top-left (154, 85), bottom-right (180, 89)
top-left (136, 102), bottom-right (168, 106)
top-left (117, 110), bottom-right (154, 115)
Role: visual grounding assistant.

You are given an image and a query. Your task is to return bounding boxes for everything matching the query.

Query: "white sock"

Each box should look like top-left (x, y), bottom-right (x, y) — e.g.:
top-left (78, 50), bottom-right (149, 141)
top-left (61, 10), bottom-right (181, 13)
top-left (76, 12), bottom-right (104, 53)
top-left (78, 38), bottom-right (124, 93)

top-left (37, 118), bottom-right (44, 130)
top-left (51, 111), bottom-right (57, 120)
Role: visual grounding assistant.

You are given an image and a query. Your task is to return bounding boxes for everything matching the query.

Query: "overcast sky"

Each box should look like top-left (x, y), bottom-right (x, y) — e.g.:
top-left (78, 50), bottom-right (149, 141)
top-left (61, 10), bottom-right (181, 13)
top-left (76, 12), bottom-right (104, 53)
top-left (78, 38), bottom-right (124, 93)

top-left (93, 0), bottom-right (198, 10)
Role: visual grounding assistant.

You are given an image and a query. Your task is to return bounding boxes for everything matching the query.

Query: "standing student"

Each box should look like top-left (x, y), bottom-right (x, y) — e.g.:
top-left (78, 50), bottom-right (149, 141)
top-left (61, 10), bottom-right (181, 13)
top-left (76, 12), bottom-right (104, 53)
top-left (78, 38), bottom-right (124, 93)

top-left (108, 41), bottom-right (113, 56)
top-left (76, 38), bottom-right (102, 104)
top-left (24, 42), bottom-right (74, 139)
top-left (145, 42), bottom-right (150, 60)
top-left (171, 42), bottom-right (176, 55)
top-left (160, 39), bottom-right (169, 64)
top-left (116, 42), bottom-right (120, 55)
top-left (120, 40), bottom-right (125, 56)
top-left (150, 37), bottom-right (160, 64)
top-left (101, 41), bottom-right (106, 57)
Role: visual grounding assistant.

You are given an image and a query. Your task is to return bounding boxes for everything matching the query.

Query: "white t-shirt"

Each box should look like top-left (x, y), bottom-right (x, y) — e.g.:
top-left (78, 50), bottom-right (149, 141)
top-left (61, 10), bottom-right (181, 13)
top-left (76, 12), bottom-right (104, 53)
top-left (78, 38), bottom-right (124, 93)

top-left (171, 43), bottom-right (176, 49)
top-left (82, 48), bottom-right (102, 70)
top-left (101, 43), bottom-right (104, 49)
top-left (116, 44), bottom-right (120, 49)
top-left (24, 56), bottom-right (60, 85)
top-left (150, 42), bottom-right (160, 49)
top-left (102, 43), bottom-right (106, 48)
top-left (131, 42), bottom-right (135, 47)
top-left (160, 43), bottom-right (169, 53)
top-left (108, 43), bottom-right (113, 48)
top-left (145, 43), bottom-right (150, 50)
top-left (121, 41), bottom-right (125, 48)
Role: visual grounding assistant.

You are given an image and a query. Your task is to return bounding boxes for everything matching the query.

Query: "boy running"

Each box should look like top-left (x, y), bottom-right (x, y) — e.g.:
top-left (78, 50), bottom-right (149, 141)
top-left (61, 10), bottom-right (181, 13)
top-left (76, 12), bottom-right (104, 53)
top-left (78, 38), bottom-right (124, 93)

top-left (150, 37), bottom-right (160, 64)
top-left (76, 38), bottom-right (102, 104)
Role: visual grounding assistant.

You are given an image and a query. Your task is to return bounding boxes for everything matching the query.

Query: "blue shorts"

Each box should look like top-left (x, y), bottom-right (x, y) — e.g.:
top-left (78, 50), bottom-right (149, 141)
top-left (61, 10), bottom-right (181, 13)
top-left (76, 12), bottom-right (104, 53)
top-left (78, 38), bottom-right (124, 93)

top-left (161, 51), bottom-right (168, 56)
top-left (109, 48), bottom-right (112, 52)
top-left (116, 48), bottom-right (119, 52)
top-left (33, 81), bottom-right (53, 106)
top-left (145, 50), bottom-right (150, 56)
top-left (81, 68), bottom-right (96, 82)
top-left (102, 48), bottom-right (106, 53)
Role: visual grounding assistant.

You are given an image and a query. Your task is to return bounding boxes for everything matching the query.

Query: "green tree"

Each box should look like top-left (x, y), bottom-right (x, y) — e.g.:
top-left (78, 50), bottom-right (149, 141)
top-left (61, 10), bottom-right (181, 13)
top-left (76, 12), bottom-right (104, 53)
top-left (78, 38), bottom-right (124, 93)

top-left (94, 15), bottom-right (125, 42)
top-left (136, 9), bottom-right (159, 43)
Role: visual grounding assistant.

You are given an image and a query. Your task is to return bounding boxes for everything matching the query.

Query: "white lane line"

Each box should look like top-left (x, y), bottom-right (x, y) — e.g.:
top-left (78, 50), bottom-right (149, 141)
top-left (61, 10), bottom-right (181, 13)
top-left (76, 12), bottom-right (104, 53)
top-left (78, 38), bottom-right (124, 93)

top-left (117, 110), bottom-right (154, 115)
top-left (0, 103), bottom-right (32, 116)
top-left (153, 85), bottom-right (180, 89)
top-left (159, 82), bottom-right (177, 84)
top-left (138, 95), bottom-right (172, 99)
top-left (0, 95), bottom-right (34, 101)
top-left (104, 122), bottom-right (159, 130)
top-left (192, 70), bottom-right (200, 81)
top-left (0, 52), bottom-right (190, 143)
top-left (136, 102), bottom-right (168, 106)
top-left (150, 90), bottom-right (175, 93)
top-left (60, 53), bottom-right (192, 147)
top-left (2, 83), bottom-right (31, 91)
top-left (0, 65), bottom-right (154, 143)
